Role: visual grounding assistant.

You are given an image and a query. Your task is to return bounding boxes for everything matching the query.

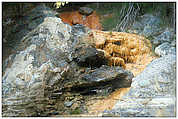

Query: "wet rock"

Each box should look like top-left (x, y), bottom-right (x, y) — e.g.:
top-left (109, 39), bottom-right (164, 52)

top-left (155, 42), bottom-right (176, 57)
top-left (64, 101), bottom-right (73, 107)
top-left (107, 54), bottom-right (176, 117)
top-left (79, 7), bottom-right (94, 16)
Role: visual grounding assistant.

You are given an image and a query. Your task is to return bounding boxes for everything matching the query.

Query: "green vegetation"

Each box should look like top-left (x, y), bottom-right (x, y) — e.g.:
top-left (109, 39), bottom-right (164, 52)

top-left (54, 1), bottom-right (69, 8)
top-left (4, 2), bottom-right (174, 31)
top-left (86, 2), bottom-right (175, 31)
top-left (109, 30), bottom-right (113, 36)
top-left (86, 3), bottom-right (123, 31)
top-left (102, 17), bottom-right (118, 31)
top-left (70, 108), bottom-right (82, 115)
top-left (2, 3), bottom-right (35, 17)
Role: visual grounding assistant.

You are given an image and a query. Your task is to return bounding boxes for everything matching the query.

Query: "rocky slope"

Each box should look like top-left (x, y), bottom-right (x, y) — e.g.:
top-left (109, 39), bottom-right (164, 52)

top-left (2, 4), bottom-right (133, 117)
top-left (2, 4), bottom-right (176, 117)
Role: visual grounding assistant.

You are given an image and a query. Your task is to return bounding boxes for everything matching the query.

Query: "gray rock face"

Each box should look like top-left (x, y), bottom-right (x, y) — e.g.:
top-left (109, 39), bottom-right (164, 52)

top-left (2, 22), bottom-right (70, 116)
top-left (129, 14), bottom-right (175, 58)
top-left (2, 5), bottom-right (72, 116)
top-left (79, 7), bottom-right (93, 16)
top-left (131, 14), bottom-right (162, 37)
top-left (155, 42), bottom-right (176, 57)
top-left (140, 14), bottom-right (161, 27)
top-left (106, 54), bottom-right (176, 117)
top-left (4, 4), bottom-right (58, 48)
top-left (130, 14), bottom-right (175, 44)
top-left (142, 24), bottom-right (161, 37)
top-left (82, 65), bottom-right (132, 83)
top-left (153, 28), bottom-right (175, 46)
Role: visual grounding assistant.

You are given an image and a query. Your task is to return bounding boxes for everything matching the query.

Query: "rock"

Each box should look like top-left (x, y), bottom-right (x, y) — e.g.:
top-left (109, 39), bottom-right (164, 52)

top-left (131, 14), bottom-right (162, 37)
top-left (71, 102), bottom-right (80, 110)
top-left (82, 65), bottom-right (132, 84)
top-left (79, 7), bottom-right (94, 16)
top-left (155, 42), bottom-right (176, 57)
top-left (94, 35), bottom-right (106, 49)
top-left (64, 101), bottom-right (73, 107)
top-left (61, 65), bottom-right (133, 95)
top-left (107, 54), bottom-right (176, 117)
top-left (130, 14), bottom-right (176, 49)
top-left (2, 4), bottom-right (134, 117)
top-left (3, 4), bottom-right (58, 61)
top-left (70, 26), bottom-right (106, 68)
top-left (170, 39), bottom-right (176, 47)
top-left (72, 24), bottom-right (91, 38)
top-left (142, 25), bottom-right (161, 37)
top-left (140, 14), bottom-right (161, 28)
top-left (129, 21), bottom-right (143, 33)
top-left (2, 5), bottom-right (72, 117)
top-left (72, 44), bottom-right (105, 67)
top-left (153, 28), bottom-right (175, 46)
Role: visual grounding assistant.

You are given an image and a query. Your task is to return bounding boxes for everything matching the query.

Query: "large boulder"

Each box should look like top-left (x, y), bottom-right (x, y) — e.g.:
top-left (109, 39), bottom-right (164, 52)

top-left (2, 4), bottom-right (73, 116)
top-left (79, 7), bottom-right (94, 16)
top-left (2, 5), bottom-right (134, 117)
top-left (103, 54), bottom-right (176, 117)
top-left (2, 16), bottom-right (72, 117)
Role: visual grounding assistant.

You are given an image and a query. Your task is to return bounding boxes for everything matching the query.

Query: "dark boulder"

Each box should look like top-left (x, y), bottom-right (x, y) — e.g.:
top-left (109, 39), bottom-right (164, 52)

top-left (61, 65), bottom-right (133, 95)
top-left (72, 44), bottom-right (106, 67)
top-left (79, 7), bottom-right (94, 16)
